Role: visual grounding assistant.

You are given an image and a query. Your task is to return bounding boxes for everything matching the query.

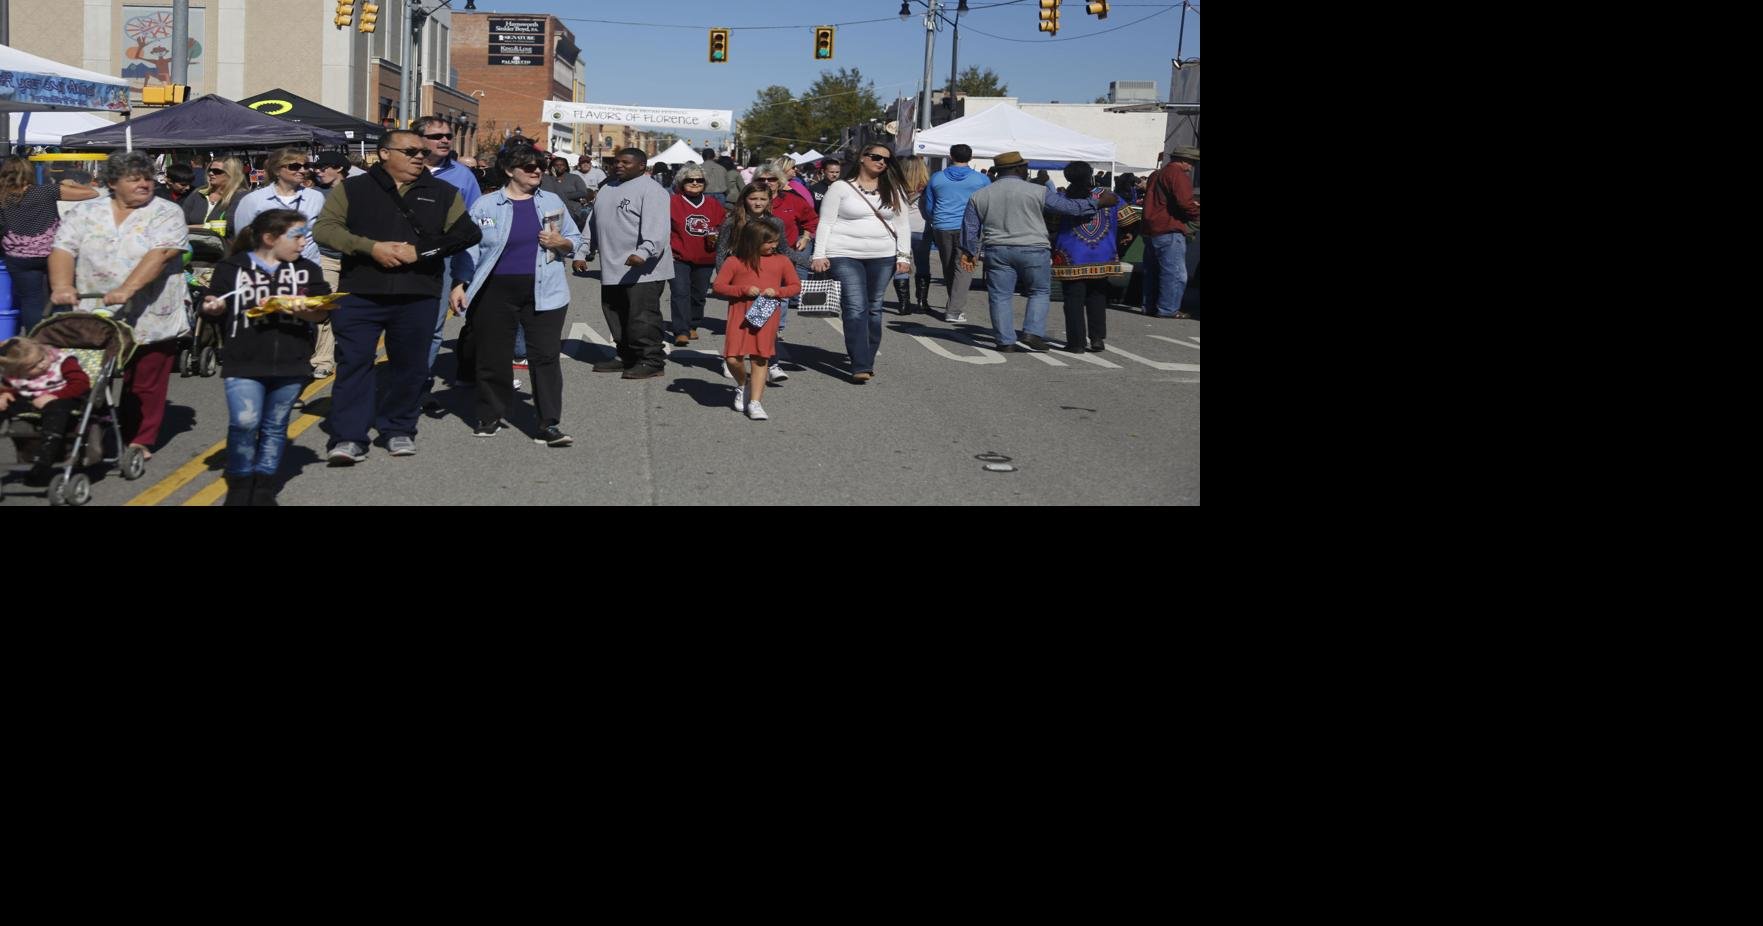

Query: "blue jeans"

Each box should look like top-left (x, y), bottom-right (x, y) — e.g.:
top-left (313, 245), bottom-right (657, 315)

top-left (982, 245), bottom-right (1052, 346)
top-left (223, 376), bottom-right (304, 476)
top-left (4, 255), bottom-right (49, 334)
top-left (829, 256), bottom-right (896, 374)
top-left (911, 231), bottom-right (932, 285)
top-left (1143, 232), bottom-right (1189, 317)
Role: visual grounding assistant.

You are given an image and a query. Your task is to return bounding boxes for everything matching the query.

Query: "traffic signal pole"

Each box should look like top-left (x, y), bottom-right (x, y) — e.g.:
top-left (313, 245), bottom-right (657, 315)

top-left (171, 0), bottom-right (189, 86)
top-left (917, 0), bottom-right (939, 131)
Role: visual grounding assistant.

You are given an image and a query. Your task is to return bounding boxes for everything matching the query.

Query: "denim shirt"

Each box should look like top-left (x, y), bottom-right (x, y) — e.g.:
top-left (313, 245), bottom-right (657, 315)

top-left (449, 188), bottom-right (583, 312)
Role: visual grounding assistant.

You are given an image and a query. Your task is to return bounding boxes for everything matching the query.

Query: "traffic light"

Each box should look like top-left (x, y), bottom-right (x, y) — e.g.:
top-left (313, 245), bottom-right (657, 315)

top-left (1039, 0), bottom-right (1061, 35)
top-left (141, 84), bottom-right (188, 106)
top-left (709, 28), bottom-right (729, 63)
top-left (359, 2), bottom-right (378, 33)
top-left (1086, 1), bottom-right (1109, 18)
top-left (334, 0), bottom-right (355, 29)
top-left (814, 26), bottom-right (835, 60)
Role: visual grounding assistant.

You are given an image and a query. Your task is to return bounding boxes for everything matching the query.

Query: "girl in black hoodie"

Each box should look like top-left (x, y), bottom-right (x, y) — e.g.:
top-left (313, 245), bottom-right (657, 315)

top-left (198, 208), bottom-right (331, 506)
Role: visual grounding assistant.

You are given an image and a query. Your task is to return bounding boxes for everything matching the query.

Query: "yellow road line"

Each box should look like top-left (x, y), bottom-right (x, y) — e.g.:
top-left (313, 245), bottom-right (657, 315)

top-left (181, 399), bottom-right (332, 506)
top-left (128, 374), bottom-right (335, 506)
top-left (128, 330), bottom-right (396, 506)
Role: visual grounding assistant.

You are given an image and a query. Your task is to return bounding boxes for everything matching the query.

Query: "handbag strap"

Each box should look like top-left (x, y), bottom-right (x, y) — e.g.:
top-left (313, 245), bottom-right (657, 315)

top-left (846, 179), bottom-right (902, 239)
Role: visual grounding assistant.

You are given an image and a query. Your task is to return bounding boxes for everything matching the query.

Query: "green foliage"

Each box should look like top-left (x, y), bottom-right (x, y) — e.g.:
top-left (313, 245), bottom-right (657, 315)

top-left (956, 66), bottom-right (1008, 97)
top-left (737, 68), bottom-right (884, 160)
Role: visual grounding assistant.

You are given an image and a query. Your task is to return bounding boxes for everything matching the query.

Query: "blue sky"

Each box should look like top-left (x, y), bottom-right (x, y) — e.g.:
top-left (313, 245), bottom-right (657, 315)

top-left (472, 0), bottom-right (1199, 147)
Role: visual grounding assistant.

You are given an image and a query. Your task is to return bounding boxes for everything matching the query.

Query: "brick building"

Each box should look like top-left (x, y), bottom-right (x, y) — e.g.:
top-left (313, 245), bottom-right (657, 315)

top-left (450, 10), bottom-right (655, 160)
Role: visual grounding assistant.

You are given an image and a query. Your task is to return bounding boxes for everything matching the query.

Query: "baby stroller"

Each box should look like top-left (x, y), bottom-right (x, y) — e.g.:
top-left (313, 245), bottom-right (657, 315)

top-left (177, 233), bottom-right (226, 378)
top-left (0, 309), bottom-right (142, 506)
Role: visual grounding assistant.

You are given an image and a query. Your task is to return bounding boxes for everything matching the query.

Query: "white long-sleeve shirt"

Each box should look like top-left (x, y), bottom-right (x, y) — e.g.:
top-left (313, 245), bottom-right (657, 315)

top-left (811, 179), bottom-right (911, 262)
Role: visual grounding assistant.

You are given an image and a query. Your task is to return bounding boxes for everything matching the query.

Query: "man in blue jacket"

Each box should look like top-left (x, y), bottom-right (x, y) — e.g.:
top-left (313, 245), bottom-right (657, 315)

top-left (921, 143), bottom-right (989, 323)
top-left (411, 115), bottom-right (482, 410)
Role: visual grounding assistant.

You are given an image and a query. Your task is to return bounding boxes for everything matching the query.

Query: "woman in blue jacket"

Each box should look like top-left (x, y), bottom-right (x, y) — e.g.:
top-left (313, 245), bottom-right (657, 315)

top-left (449, 145), bottom-right (583, 445)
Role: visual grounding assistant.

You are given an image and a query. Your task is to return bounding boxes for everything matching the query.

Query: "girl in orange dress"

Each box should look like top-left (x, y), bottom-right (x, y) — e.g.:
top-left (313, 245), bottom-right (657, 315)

top-left (712, 222), bottom-right (800, 421)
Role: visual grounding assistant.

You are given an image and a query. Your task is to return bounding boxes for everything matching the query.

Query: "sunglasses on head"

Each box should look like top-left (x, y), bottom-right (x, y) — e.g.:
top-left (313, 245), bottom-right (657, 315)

top-left (383, 147), bottom-right (425, 159)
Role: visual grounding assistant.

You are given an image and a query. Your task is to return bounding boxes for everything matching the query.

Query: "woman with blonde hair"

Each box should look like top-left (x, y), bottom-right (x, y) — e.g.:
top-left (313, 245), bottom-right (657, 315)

top-left (895, 155), bottom-right (932, 315)
top-left (183, 155), bottom-right (249, 240)
top-left (0, 155), bottom-right (100, 333)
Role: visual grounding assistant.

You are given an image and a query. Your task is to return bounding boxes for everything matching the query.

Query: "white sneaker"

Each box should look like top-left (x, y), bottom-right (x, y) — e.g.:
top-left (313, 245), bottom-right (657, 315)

top-left (746, 400), bottom-right (769, 421)
top-left (732, 386), bottom-right (745, 412)
top-left (767, 365), bottom-right (788, 383)
top-left (512, 377), bottom-right (523, 390)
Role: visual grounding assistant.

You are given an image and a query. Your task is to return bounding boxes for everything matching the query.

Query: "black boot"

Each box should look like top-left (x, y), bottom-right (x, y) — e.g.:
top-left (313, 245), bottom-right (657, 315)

top-left (223, 474), bottom-right (253, 507)
top-left (26, 434), bottom-right (66, 486)
top-left (915, 279), bottom-right (931, 314)
top-left (894, 278), bottom-right (913, 315)
top-left (250, 474), bottom-right (281, 507)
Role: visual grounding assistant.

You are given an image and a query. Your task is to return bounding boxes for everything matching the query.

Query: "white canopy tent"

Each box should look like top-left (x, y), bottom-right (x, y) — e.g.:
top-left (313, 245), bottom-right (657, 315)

top-left (912, 104), bottom-right (1117, 166)
top-left (793, 149), bottom-right (825, 165)
top-left (8, 111), bottom-right (114, 146)
top-left (651, 140), bottom-right (703, 165)
top-left (2, 43), bottom-right (132, 153)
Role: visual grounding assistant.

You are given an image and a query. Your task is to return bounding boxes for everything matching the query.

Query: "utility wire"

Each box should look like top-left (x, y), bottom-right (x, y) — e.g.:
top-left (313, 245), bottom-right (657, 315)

top-left (954, 5), bottom-right (1179, 42)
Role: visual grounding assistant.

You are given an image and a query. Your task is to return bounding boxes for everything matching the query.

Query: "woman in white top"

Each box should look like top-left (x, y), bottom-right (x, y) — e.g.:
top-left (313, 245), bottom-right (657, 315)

top-left (809, 144), bottom-right (911, 384)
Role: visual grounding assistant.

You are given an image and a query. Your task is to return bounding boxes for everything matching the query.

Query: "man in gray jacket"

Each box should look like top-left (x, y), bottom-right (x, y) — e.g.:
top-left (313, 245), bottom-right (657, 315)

top-left (698, 148), bottom-right (730, 207)
top-left (960, 151), bottom-right (1117, 351)
top-left (588, 148), bottom-right (675, 378)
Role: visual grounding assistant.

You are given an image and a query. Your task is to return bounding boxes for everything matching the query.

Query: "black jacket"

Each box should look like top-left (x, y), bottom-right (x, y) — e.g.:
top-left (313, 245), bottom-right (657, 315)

top-left (328, 165), bottom-right (481, 298)
top-left (199, 252), bottom-right (330, 379)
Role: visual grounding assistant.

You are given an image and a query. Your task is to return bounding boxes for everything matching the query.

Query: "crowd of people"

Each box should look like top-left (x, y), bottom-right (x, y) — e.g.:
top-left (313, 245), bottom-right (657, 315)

top-left (0, 122), bottom-right (1198, 504)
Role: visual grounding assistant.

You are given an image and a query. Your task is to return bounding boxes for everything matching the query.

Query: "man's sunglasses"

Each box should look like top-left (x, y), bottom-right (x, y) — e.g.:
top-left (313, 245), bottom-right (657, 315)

top-left (383, 147), bottom-right (425, 159)
top-left (423, 133), bottom-right (453, 141)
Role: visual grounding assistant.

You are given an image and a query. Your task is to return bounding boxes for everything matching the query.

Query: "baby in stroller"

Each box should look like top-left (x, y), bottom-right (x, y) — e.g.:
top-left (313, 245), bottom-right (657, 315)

top-left (0, 335), bottom-right (93, 486)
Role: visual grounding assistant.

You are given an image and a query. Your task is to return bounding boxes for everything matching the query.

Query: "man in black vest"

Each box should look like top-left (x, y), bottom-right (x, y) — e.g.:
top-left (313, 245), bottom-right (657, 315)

top-left (313, 129), bottom-right (482, 463)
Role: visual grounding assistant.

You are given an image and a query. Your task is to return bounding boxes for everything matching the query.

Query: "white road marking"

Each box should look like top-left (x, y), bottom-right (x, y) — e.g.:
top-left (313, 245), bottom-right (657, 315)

top-left (568, 322), bottom-right (613, 346)
top-left (1148, 335), bottom-right (1202, 350)
top-left (1106, 344), bottom-right (1202, 373)
top-left (1049, 342), bottom-right (1123, 368)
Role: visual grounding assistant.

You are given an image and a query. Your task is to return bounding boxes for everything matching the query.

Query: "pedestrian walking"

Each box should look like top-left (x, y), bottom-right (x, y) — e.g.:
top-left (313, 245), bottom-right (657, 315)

top-left (809, 143), bottom-right (912, 383)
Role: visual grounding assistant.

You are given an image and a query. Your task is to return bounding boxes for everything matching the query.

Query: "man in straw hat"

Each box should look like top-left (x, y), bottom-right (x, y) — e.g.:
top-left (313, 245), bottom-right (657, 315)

top-left (1141, 145), bottom-right (1200, 319)
top-left (958, 151), bottom-right (1117, 352)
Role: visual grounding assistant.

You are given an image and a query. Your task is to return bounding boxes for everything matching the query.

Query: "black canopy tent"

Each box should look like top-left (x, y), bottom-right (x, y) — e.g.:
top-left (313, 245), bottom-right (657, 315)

top-left (235, 88), bottom-right (386, 146)
top-left (58, 93), bottom-right (351, 149)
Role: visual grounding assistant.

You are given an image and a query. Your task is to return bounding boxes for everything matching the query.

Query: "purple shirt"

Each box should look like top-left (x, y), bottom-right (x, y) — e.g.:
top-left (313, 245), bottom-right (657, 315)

top-left (492, 197), bottom-right (539, 276)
